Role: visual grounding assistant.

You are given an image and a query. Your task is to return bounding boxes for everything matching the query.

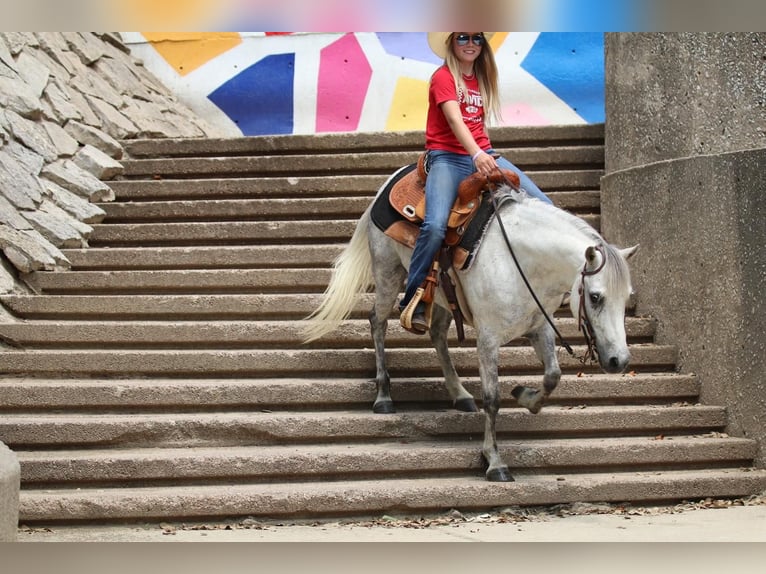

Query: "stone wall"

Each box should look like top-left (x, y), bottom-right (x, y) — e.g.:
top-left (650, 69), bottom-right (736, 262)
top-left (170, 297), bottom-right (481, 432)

top-left (603, 33), bottom-right (766, 173)
top-left (601, 33), bottom-right (766, 467)
top-left (0, 32), bottom-right (222, 295)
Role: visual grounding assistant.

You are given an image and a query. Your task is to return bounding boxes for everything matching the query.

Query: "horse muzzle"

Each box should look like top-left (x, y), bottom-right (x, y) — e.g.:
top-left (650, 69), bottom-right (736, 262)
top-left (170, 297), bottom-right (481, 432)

top-left (600, 348), bottom-right (631, 374)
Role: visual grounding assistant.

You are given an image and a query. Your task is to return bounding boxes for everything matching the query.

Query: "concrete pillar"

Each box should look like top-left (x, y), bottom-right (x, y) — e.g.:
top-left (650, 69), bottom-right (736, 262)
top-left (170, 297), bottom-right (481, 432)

top-left (0, 442), bottom-right (20, 541)
top-left (601, 33), bottom-right (766, 466)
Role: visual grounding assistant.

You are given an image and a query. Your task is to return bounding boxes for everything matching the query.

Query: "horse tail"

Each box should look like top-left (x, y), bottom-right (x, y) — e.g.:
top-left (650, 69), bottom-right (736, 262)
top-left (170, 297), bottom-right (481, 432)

top-left (302, 207), bottom-right (374, 343)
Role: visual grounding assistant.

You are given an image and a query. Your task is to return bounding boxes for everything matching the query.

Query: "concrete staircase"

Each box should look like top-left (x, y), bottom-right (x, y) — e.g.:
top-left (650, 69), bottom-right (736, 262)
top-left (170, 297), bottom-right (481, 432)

top-left (1, 125), bottom-right (764, 525)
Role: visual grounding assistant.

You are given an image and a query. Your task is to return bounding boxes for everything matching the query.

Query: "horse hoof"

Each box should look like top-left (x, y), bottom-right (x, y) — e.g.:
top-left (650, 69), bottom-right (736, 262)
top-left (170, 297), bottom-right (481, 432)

top-left (511, 385), bottom-right (544, 414)
top-left (454, 398), bottom-right (479, 412)
top-left (486, 466), bottom-right (515, 482)
top-left (373, 400), bottom-right (396, 414)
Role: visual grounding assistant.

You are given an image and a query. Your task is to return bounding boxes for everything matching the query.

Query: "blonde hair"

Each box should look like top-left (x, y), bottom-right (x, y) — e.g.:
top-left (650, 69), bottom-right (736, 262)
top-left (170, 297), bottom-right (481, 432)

top-left (442, 33), bottom-right (502, 125)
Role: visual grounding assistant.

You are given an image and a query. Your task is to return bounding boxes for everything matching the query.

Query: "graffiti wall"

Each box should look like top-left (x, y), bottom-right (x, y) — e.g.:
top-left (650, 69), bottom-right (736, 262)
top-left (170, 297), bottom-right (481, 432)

top-left (121, 32), bottom-right (604, 137)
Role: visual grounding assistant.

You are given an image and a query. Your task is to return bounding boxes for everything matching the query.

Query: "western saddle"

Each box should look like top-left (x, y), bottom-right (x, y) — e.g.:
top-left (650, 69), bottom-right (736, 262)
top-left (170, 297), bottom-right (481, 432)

top-left (388, 153), bottom-right (521, 337)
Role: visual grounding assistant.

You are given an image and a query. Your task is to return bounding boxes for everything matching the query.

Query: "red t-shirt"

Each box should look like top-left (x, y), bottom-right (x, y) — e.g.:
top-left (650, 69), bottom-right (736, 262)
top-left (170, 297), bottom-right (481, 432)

top-left (425, 65), bottom-right (491, 154)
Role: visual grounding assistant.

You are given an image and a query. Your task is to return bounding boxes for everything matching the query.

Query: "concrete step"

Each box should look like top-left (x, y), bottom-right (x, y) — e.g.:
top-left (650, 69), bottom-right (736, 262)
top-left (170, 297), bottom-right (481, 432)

top-left (19, 468), bottom-right (766, 523)
top-left (86, 220), bottom-right (362, 247)
top-left (0, 293), bottom-right (612, 321)
top-left (16, 436), bottom-right (754, 486)
top-left (95, 191), bottom-right (600, 223)
top-left (0, 317), bottom-right (657, 349)
top-left (0, 344), bottom-right (678, 377)
top-left (61, 245), bottom-right (346, 270)
top-left (108, 174), bottom-right (388, 200)
top-left (119, 146), bottom-right (605, 179)
top-left (0, 405), bottom-right (727, 448)
top-left (0, 373), bottom-right (700, 411)
top-left (122, 125), bottom-right (606, 158)
top-left (25, 267), bottom-right (604, 294)
top-left (107, 170), bottom-right (603, 200)
top-left (22, 269), bottom-right (334, 294)
top-left (98, 197), bottom-right (375, 223)
top-left (0, 293), bottom-right (625, 320)
top-left (85, 216), bottom-right (597, 246)
top-left (0, 293), bottom-right (379, 319)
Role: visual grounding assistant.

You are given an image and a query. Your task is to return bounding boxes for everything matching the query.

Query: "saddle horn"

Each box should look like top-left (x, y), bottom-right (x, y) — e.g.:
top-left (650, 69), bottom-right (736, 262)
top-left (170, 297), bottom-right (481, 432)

top-left (457, 169), bottom-right (520, 205)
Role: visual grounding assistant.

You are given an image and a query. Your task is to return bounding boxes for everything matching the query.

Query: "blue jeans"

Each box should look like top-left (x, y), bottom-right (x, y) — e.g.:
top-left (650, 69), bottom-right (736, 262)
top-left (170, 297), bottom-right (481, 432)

top-left (399, 149), bottom-right (552, 311)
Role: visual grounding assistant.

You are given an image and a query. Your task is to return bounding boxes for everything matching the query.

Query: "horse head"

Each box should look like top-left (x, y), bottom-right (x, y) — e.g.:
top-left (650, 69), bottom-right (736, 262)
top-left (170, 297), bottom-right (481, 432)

top-left (570, 243), bottom-right (639, 374)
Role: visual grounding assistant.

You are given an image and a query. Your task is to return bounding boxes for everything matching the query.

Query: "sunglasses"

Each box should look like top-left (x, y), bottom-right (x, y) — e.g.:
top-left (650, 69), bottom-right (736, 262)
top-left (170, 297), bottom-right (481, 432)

top-left (455, 33), bottom-right (485, 46)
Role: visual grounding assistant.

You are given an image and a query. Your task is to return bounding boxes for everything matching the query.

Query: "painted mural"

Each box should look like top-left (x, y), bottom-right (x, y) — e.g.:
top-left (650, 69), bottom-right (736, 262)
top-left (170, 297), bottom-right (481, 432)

top-left (121, 32), bottom-right (604, 137)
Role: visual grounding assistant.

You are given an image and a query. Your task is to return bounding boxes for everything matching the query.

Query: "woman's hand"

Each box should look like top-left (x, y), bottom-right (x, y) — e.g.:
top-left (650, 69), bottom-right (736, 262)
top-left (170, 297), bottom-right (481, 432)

top-left (473, 150), bottom-right (498, 176)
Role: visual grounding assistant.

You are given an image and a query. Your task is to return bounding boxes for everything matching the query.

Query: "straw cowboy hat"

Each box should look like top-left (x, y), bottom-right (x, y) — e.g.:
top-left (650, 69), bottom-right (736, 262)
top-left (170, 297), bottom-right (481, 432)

top-left (427, 32), bottom-right (496, 60)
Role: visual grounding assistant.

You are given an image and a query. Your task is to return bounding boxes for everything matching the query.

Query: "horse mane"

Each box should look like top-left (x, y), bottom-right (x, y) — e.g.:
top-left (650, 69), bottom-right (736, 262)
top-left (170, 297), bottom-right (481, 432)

top-left (496, 185), bottom-right (632, 295)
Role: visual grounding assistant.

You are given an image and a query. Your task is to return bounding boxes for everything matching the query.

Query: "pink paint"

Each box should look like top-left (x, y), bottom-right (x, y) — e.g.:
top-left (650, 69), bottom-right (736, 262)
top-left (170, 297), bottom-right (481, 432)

top-left (500, 102), bottom-right (550, 126)
top-left (316, 34), bottom-right (372, 132)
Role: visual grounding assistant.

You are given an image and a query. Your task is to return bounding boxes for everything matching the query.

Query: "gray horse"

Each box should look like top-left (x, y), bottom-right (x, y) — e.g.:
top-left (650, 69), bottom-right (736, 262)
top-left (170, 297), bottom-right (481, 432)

top-left (304, 171), bottom-right (638, 482)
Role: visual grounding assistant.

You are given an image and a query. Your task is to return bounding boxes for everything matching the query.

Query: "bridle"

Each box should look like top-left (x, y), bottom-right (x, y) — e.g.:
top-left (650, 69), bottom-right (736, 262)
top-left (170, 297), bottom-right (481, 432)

top-left (487, 170), bottom-right (608, 364)
top-left (577, 244), bottom-right (607, 365)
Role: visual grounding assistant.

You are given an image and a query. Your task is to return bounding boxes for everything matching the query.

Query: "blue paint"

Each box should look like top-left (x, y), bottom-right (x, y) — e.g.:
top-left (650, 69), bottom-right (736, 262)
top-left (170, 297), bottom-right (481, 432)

top-left (535, 0), bottom-right (645, 32)
top-left (208, 53), bottom-right (295, 135)
top-left (376, 32), bottom-right (441, 65)
top-left (521, 33), bottom-right (604, 124)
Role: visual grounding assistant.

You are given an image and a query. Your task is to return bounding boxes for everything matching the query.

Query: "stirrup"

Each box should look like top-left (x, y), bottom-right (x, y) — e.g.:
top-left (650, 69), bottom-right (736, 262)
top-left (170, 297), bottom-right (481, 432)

top-left (400, 287), bottom-right (431, 335)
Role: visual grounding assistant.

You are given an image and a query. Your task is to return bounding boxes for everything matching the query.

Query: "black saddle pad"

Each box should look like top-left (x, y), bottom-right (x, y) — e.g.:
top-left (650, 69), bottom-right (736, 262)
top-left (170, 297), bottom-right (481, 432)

top-left (370, 163), bottom-right (418, 234)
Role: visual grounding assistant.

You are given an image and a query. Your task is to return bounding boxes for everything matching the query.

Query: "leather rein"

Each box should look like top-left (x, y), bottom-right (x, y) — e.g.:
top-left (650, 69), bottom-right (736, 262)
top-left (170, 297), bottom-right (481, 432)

top-left (487, 172), bottom-right (606, 364)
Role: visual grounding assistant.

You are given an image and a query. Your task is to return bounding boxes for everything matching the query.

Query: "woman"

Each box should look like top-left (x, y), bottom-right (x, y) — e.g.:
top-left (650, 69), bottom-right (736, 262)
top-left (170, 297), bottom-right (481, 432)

top-left (399, 32), bottom-right (553, 333)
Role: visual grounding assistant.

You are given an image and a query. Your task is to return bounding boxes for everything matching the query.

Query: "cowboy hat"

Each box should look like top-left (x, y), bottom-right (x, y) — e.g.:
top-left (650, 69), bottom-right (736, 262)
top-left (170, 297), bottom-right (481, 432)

top-left (427, 32), bottom-right (496, 60)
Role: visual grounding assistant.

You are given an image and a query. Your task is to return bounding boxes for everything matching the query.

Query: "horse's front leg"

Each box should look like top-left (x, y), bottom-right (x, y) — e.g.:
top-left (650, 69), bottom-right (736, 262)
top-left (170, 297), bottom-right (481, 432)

top-left (512, 323), bottom-right (561, 414)
top-left (477, 331), bottom-right (514, 482)
top-left (429, 305), bottom-right (478, 412)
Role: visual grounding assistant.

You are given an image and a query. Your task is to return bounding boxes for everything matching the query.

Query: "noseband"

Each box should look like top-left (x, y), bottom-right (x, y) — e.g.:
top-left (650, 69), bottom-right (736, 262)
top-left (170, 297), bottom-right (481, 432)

top-left (578, 245), bottom-right (607, 364)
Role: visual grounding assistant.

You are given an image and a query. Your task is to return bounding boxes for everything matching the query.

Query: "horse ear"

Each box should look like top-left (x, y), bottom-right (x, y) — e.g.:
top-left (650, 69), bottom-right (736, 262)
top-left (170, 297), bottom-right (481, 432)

top-left (620, 245), bottom-right (640, 260)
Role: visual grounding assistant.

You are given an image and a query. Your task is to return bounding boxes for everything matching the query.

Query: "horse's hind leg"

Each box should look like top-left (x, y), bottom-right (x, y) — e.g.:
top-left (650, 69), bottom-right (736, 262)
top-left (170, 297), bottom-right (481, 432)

top-left (429, 305), bottom-right (477, 412)
top-left (512, 323), bottom-right (561, 414)
top-left (369, 247), bottom-right (407, 414)
top-left (477, 331), bottom-right (513, 482)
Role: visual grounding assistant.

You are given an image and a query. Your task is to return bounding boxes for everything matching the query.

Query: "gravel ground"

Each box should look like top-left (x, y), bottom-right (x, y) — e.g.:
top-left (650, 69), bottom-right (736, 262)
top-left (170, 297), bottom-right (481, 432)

top-left (17, 492), bottom-right (766, 542)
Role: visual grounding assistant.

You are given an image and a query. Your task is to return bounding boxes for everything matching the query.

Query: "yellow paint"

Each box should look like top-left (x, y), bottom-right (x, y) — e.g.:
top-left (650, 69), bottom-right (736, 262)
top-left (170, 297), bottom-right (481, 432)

top-left (386, 77), bottom-right (429, 132)
top-left (142, 32), bottom-right (242, 76)
top-left (489, 32), bottom-right (509, 53)
top-left (114, 0), bottom-right (220, 29)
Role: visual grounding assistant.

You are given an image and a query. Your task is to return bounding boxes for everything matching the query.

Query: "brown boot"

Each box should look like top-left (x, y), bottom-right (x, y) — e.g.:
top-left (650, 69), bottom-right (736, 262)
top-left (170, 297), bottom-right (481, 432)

top-left (400, 294), bottom-right (428, 335)
top-left (409, 309), bottom-right (428, 333)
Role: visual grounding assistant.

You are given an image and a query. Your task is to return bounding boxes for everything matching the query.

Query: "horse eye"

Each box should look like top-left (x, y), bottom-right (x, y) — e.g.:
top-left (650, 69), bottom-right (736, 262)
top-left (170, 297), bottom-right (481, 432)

top-left (589, 293), bottom-right (602, 305)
